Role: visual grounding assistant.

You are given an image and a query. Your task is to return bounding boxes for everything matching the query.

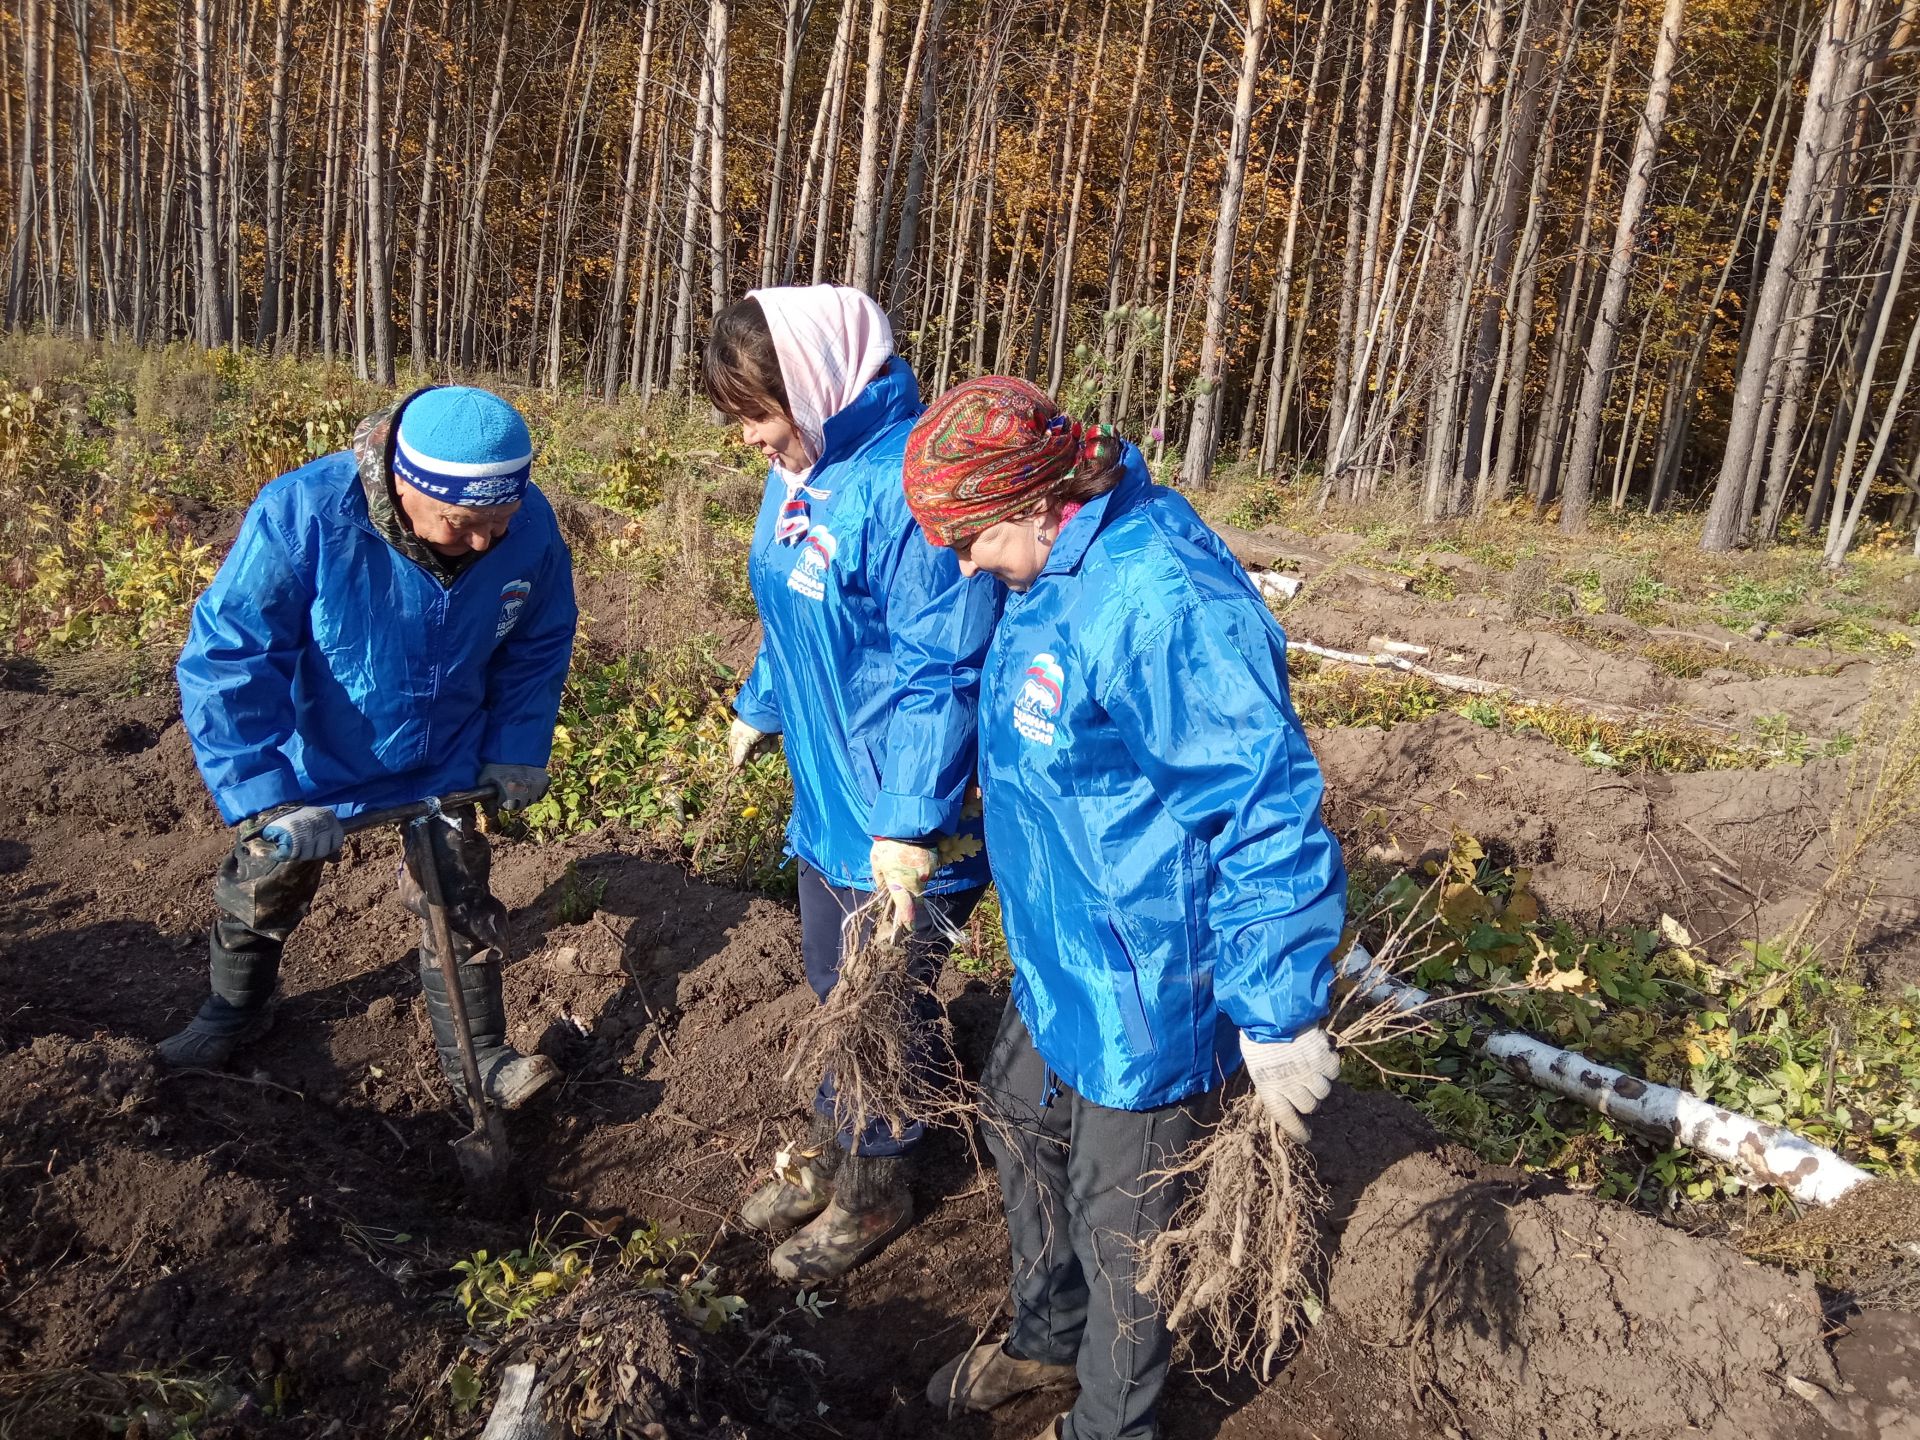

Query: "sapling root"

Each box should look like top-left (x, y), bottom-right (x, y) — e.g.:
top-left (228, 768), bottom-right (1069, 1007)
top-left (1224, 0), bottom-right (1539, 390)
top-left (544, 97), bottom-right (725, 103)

top-left (1135, 1088), bottom-right (1326, 1379)
top-left (781, 893), bottom-right (971, 1145)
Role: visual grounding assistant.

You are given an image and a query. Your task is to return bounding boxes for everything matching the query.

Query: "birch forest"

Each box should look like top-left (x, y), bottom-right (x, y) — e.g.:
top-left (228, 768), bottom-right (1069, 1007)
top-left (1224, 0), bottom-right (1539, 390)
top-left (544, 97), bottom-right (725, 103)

top-left (4, 0), bottom-right (1919, 557)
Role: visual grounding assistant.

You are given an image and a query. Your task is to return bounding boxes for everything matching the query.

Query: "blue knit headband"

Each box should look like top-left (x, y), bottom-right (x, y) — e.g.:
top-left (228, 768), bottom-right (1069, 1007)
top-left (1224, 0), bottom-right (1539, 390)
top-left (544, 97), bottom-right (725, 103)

top-left (393, 387), bottom-right (534, 507)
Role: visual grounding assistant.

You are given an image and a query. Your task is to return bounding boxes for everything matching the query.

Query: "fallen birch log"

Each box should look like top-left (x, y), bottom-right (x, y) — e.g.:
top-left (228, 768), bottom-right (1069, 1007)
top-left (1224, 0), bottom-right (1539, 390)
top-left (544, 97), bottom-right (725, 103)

top-left (1285, 633), bottom-right (1746, 735)
top-left (1335, 950), bottom-right (1873, 1208)
top-left (1289, 637), bottom-right (1508, 697)
top-left (478, 1364), bottom-right (555, 1440)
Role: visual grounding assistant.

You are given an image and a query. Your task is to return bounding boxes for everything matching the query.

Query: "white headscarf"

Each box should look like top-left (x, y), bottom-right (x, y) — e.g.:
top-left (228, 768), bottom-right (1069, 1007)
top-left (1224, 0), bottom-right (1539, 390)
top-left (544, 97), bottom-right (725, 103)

top-left (747, 284), bottom-right (894, 473)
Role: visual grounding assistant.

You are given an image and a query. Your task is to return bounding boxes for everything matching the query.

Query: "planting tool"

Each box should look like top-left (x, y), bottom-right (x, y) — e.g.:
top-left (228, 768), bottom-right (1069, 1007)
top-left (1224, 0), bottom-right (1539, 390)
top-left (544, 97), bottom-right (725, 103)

top-left (344, 786), bottom-right (515, 1195)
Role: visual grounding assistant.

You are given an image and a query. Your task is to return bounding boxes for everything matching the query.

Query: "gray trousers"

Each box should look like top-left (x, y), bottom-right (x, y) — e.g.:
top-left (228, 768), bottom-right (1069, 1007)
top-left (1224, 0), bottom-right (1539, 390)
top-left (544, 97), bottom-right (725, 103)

top-left (980, 1004), bottom-right (1218, 1440)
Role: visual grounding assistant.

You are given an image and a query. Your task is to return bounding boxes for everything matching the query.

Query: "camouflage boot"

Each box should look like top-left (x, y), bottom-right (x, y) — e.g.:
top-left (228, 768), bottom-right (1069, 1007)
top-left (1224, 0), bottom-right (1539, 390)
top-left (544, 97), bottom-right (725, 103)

top-left (769, 1151), bottom-right (912, 1283)
top-left (739, 1113), bottom-right (843, 1237)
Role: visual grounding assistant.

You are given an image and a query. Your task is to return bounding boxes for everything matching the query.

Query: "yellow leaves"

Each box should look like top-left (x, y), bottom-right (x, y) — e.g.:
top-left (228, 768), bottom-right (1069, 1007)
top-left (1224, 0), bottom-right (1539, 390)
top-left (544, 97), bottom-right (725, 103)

top-left (1532, 962), bottom-right (1596, 994)
top-left (937, 832), bottom-right (984, 867)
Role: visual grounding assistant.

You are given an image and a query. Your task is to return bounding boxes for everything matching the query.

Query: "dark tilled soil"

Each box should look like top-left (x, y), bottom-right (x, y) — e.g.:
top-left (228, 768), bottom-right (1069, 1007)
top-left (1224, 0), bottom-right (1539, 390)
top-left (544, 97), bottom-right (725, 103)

top-left (2, 634), bottom-right (1916, 1437)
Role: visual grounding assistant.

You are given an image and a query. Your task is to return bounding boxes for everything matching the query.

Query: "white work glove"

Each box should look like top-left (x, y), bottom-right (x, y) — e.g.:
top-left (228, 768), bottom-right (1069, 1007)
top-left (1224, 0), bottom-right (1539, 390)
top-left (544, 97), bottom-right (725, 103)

top-left (1240, 1028), bottom-right (1340, 1144)
top-left (728, 717), bottom-right (780, 771)
top-left (869, 838), bottom-right (937, 941)
top-left (479, 762), bottom-right (549, 812)
top-left (259, 805), bottom-right (345, 862)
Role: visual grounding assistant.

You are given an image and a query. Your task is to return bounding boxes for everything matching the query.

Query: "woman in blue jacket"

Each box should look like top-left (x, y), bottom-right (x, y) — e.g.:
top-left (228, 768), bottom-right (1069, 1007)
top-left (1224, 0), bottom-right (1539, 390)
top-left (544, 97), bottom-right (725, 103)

top-left (703, 285), bottom-right (1000, 1283)
top-left (901, 378), bottom-right (1347, 1440)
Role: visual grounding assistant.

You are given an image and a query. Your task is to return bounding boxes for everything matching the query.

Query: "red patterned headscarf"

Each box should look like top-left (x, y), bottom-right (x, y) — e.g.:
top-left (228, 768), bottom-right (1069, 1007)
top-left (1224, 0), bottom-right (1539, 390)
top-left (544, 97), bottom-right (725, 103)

top-left (902, 377), bottom-right (1119, 548)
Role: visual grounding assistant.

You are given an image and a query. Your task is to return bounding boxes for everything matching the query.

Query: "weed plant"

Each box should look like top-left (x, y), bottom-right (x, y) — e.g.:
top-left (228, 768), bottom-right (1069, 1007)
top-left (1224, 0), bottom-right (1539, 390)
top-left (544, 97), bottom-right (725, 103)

top-left (521, 642), bottom-right (793, 892)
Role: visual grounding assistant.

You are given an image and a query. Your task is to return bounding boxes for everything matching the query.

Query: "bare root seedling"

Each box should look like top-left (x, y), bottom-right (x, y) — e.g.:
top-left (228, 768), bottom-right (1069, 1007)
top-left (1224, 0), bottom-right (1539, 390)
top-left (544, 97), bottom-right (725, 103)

top-left (781, 892), bottom-right (972, 1145)
top-left (1135, 883), bottom-right (1541, 1379)
top-left (1136, 1089), bottom-right (1326, 1379)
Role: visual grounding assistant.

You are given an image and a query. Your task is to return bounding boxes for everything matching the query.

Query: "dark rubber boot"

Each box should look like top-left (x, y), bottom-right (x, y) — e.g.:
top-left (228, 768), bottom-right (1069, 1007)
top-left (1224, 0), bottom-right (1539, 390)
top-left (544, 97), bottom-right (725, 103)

top-left (417, 952), bottom-right (557, 1111)
top-left (739, 1112), bottom-right (843, 1237)
top-left (156, 943), bottom-right (281, 1069)
top-left (770, 1151), bottom-right (911, 1283)
top-left (156, 994), bottom-right (276, 1069)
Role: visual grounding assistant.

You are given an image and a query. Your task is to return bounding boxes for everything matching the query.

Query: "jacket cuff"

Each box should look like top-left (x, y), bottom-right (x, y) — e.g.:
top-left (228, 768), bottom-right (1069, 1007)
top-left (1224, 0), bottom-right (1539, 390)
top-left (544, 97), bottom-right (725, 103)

top-left (481, 720), bottom-right (558, 767)
top-left (218, 769), bottom-right (303, 827)
top-left (868, 789), bottom-right (956, 842)
top-left (733, 695), bottom-right (783, 734)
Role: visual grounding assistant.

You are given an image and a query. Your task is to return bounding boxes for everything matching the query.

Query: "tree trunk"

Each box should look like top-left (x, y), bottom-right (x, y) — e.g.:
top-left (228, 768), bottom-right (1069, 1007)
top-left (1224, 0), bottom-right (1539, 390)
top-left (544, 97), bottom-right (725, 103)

top-left (1324, 0), bottom-right (1382, 483)
top-left (1179, 0), bottom-right (1268, 487)
top-left (1421, 0), bottom-right (1509, 520)
top-left (1151, 5), bottom-right (1218, 465)
top-left (1701, 0), bottom-right (1865, 550)
top-left (1528, 0), bottom-right (1623, 503)
top-left (253, 0), bottom-right (293, 347)
top-left (1822, 112), bottom-right (1920, 565)
top-left (706, 0), bottom-right (731, 314)
top-left (844, 0), bottom-right (889, 291)
top-left (1049, 0), bottom-right (1113, 395)
top-left (604, 0), bottom-right (657, 400)
top-left (669, 20), bottom-right (715, 392)
top-left (189, 0), bottom-right (223, 346)
top-left (455, 0), bottom-right (512, 369)
top-left (7, 0), bottom-right (40, 332)
top-left (786, 0), bottom-right (858, 281)
top-left (362, 0), bottom-right (394, 383)
top-left (885, 0), bottom-right (940, 303)
top-left (760, 0), bottom-right (812, 288)
top-left (1558, 0), bottom-right (1684, 532)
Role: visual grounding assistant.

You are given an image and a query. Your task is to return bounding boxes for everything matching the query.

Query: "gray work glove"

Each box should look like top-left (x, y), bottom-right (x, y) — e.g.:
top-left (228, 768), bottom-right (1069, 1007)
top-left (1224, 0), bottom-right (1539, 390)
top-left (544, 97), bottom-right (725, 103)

top-left (259, 805), bottom-right (345, 862)
top-left (1240, 1028), bottom-right (1340, 1144)
top-left (728, 717), bottom-right (780, 771)
top-left (479, 762), bottom-right (549, 811)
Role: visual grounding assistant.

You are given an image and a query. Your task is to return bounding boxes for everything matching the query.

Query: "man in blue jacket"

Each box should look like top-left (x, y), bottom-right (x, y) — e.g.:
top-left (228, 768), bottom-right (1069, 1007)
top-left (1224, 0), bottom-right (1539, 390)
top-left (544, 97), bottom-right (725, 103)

top-left (160, 386), bottom-right (577, 1111)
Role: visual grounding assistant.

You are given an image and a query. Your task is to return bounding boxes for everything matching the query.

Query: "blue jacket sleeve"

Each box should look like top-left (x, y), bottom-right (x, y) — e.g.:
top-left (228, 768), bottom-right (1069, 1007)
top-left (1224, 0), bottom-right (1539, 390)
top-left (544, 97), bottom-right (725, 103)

top-left (868, 513), bottom-right (1002, 841)
top-left (481, 528), bottom-right (578, 767)
top-left (1101, 601), bottom-right (1347, 1043)
top-left (733, 644), bottom-right (784, 734)
top-left (175, 503), bottom-right (313, 825)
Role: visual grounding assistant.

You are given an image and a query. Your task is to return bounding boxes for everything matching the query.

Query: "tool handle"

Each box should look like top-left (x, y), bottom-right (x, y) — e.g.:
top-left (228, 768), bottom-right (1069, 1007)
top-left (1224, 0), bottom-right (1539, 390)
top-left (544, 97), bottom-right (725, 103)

top-left (340, 785), bottom-right (502, 837)
top-left (403, 817), bottom-right (493, 1125)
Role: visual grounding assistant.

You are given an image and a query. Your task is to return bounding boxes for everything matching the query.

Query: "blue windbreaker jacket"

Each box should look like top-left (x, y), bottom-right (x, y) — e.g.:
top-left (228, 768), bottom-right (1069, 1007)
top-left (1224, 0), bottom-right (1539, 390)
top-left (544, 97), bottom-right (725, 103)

top-left (735, 357), bottom-right (999, 892)
top-left (177, 453), bottom-right (577, 824)
top-left (979, 448), bottom-right (1347, 1110)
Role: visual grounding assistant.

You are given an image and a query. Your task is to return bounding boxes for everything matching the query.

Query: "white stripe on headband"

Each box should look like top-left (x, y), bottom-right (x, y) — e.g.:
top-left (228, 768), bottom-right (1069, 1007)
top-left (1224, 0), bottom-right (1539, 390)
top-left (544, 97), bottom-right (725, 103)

top-left (395, 430), bottom-right (533, 479)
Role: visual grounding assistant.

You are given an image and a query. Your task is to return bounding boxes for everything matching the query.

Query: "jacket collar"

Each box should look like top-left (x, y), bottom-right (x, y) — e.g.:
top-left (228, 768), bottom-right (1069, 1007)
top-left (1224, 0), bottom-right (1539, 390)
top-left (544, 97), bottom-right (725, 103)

top-left (816, 357), bottom-right (921, 469)
top-left (1038, 443), bottom-right (1154, 579)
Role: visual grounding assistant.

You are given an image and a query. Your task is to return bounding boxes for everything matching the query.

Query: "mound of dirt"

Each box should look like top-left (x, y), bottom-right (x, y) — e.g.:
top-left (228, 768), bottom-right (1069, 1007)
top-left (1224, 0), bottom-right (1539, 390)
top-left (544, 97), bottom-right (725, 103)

top-left (1310, 713), bottom-right (1919, 983)
top-left (1319, 1092), bottom-right (1838, 1440)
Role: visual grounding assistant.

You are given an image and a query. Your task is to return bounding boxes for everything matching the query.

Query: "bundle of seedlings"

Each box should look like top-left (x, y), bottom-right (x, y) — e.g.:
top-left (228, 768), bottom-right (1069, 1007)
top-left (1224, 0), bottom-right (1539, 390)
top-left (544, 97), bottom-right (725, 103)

top-left (781, 892), bottom-right (971, 1146)
top-left (1134, 890), bottom-right (1498, 1378)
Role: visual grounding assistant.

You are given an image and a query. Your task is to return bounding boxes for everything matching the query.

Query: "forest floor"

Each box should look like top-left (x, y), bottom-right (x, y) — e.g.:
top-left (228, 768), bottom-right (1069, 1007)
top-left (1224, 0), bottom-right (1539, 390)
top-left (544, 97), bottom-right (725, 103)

top-left (2, 340), bottom-right (1919, 1438)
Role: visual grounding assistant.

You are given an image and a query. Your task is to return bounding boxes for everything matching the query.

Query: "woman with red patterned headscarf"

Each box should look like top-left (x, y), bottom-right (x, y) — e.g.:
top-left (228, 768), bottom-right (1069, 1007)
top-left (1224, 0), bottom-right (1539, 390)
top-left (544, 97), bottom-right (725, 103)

top-left (903, 378), bottom-right (1348, 1440)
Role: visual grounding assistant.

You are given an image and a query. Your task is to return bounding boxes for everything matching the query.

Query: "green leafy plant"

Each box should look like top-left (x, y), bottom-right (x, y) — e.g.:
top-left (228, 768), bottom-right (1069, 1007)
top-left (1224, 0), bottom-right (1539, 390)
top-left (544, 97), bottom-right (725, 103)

top-left (521, 644), bottom-right (792, 891)
top-left (553, 860), bottom-right (607, 925)
top-left (449, 1224), bottom-right (595, 1333)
